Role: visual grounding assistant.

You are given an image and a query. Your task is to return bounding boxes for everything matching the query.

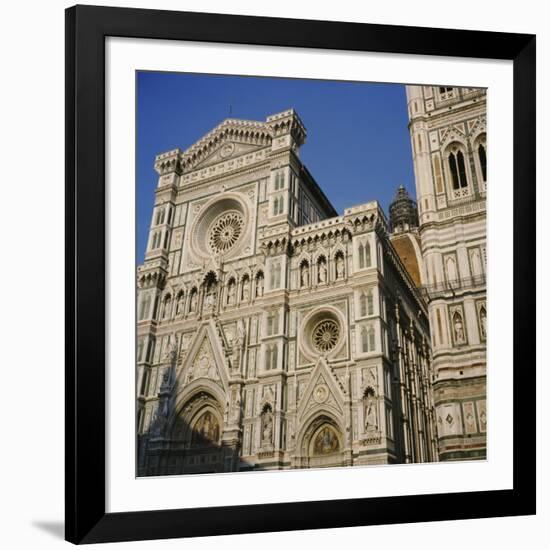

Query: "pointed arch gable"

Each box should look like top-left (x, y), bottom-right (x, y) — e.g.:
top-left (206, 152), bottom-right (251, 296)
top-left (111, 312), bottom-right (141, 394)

top-left (176, 319), bottom-right (229, 393)
top-left (297, 357), bottom-right (346, 423)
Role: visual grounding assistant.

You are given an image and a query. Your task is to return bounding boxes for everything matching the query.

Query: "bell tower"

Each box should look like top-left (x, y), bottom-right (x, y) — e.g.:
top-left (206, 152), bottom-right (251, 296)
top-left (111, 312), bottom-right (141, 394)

top-left (406, 85), bottom-right (487, 460)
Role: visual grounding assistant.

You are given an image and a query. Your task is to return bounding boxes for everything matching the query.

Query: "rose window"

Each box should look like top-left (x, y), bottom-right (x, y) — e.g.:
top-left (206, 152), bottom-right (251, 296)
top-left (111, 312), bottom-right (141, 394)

top-left (312, 319), bottom-right (340, 353)
top-left (207, 211), bottom-right (244, 254)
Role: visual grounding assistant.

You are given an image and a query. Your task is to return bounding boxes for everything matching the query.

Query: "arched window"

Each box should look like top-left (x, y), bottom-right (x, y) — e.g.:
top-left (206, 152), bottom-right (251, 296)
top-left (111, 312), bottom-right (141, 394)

top-left (448, 149), bottom-right (468, 190)
top-left (438, 87), bottom-right (454, 100)
top-left (445, 256), bottom-right (458, 285)
top-left (151, 232), bottom-right (159, 250)
top-left (361, 327), bottom-right (369, 352)
top-left (138, 294), bottom-right (151, 320)
top-left (155, 207), bottom-right (166, 226)
top-left (358, 240), bottom-right (372, 269)
top-left (474, 134), bottom-right (487, 191)
top-left (360, 290), bottom-right (374, 317)
top-left (274, 170), bottom-right (285, 191)
top-left (478, 143), bottom-right (487, 182)
top-left (368, 326), bottom-right (375, 351)
top-left (361, 325), bottom-right (376, 353)
top-left (266, 310), bottom-right (279, 336)
top-left (265, 344), bottom-right (278, 370)
top-left (273, 195), bottom-right (284, 216)
top-left (137, 338), bottom-right (145, 362)
top-left (367, 289), bottom-right (374, 316)
top-left (270, 260), bottom-right (281, 289)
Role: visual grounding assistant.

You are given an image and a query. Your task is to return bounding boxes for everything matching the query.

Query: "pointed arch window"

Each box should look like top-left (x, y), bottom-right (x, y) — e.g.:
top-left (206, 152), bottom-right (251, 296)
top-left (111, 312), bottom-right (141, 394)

top-left (138, 294), bottom-right (151, 320)
top-left (448, 150), bottom-right (468, 190)
top-left (358, 240), bottom-right (372, 269)
top-left (265, 344), bottom-right (278, 370)
top-left (273, 195), bottom-right (284, 216)
top-left (266, 310), bottom-right (279, 336)
top-left (361, 325), bottom-right (376, 353)
top-left (438, 87), bottom-right (454, 100)
top-left (269, 260), bottom-right (281, 289)
top-left (478, 143), bottom-right (487, 182)
top-left (274, 170), bottom-right (285, 191)
top-left (360, 289), bottom-right (374, 317)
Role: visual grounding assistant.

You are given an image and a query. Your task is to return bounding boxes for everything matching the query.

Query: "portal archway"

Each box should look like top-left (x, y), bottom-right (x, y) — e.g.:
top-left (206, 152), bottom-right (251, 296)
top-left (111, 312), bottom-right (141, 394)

top-left (168, 391), bottom-right (225, 474)
top-left (298, 414), bottom-right (345, 469)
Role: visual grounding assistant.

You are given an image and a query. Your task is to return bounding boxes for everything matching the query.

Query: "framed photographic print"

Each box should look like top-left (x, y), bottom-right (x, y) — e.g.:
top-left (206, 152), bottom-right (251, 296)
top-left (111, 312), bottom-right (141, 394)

top-left (65, 4), bottom-right (536, 544)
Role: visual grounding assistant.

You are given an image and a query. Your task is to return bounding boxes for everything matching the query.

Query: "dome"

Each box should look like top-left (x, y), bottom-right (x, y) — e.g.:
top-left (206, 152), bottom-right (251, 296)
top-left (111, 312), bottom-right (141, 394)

top-left (389, 185), bottom-right (419, 233)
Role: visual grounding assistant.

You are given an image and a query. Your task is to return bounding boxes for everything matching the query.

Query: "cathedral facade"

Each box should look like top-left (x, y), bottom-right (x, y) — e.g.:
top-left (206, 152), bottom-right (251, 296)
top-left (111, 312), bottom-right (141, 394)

top-left (137, 91), bottom-right (486, 476)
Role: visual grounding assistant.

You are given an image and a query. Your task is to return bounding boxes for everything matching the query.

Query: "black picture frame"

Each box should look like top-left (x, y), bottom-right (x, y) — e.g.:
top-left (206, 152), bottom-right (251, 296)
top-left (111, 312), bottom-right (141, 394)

top-left (65, 4), bottom-right (536, 544)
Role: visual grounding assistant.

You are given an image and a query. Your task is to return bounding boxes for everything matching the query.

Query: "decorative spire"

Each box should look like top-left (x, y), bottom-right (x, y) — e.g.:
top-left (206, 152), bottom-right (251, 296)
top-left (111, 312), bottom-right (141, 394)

top-left (389, 185), bottom-right (419, 233)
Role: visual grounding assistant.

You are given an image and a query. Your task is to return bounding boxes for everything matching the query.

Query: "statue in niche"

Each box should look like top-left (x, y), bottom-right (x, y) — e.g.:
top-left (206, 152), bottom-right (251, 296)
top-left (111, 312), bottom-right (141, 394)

top-left (163, 333), bottom-right (178, 364)
top-left (453, 311), bottom-right (465, 343)
top-left (204, 282), bottom-right (217, 311)
top-left (189, 290), bottom-right (197, 313)
top-left (479, 306), bottom-right (487, 339)
top-left (336, 255), bottom-right (345, 279)
top-left (182, 333), bottom-right (191, 351)
top-left (364, 396), bottom-right (378, 431)
top-left (256, 274), bottom-right (264, 297)
top-left (227, 281), bottom-right (236, 305)
top-left (313, 426), bottom-right (339, 455)
top-left (318, 260), bottom-right (327, 283)
top-left (300, 263), bottom-right (309, 287)
top-left (175, 294), bottom-right (184, 317)
top-left (236, 319), bottom-right (246, 348)
top-left (241, 278), bottom-right (250, 302)
top-left (261, 409), bottom-right (273, 445)
top-left (231, 390), bottom-right (242, 422)
top-left (150, 398), bottom-right (169, 436)
top-left (168, 333), bottom-right (178, 361)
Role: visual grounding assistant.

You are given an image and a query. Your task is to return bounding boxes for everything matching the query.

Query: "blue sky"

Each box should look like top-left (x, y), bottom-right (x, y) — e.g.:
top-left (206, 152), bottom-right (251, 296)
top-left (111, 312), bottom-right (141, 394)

top-left (137, 72), bottom-right (415, 263)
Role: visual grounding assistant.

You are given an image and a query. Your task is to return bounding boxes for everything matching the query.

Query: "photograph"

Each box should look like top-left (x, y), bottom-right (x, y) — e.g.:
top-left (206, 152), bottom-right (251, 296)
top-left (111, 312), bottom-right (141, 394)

top-left (135, 72), bottom-right (487, 476)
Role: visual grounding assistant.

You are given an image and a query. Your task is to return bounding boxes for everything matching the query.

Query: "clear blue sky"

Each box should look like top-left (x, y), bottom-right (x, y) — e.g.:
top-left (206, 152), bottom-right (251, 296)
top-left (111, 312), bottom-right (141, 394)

top-left (137, 72), bottom-right (415, 263)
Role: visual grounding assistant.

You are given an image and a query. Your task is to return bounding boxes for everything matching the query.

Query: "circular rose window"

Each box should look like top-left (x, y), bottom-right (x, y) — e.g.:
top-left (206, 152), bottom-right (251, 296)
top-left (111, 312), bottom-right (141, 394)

top-left (312, 319), bottom-right (340, 353)
top-left (207, 211), bottom-right (244, 254)
top-left (189, 195), bottom-right (249, 260)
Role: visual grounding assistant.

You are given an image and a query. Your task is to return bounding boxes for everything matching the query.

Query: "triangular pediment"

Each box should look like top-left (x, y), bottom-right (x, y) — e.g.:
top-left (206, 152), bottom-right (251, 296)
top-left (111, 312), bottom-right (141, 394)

top-left (177, 320), bottom-right (229, 392)
top-left (180, 118), bottom-right (273, 173)
top-left (193, 141), bottom-right (264, 170)
top-left (298, 357), bottom-right (346, 421)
